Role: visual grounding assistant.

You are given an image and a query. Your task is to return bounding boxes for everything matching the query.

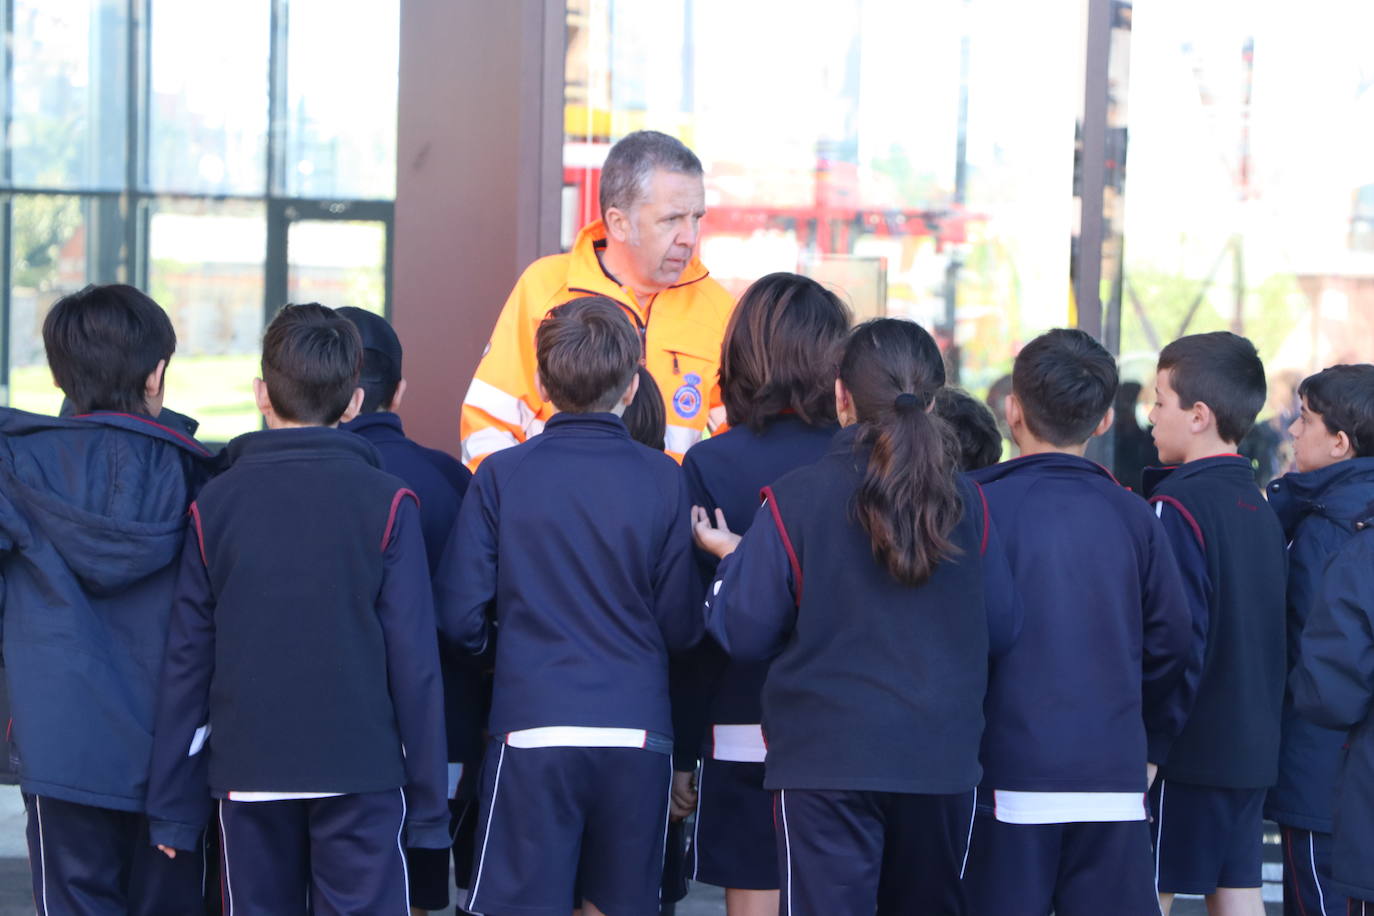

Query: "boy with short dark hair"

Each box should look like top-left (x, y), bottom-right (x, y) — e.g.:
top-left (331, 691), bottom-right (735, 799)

top-left (1145, 331), bottom-right (1288, 916)
top-left (335, 306), bottom-right (479, 914)
top-left (1290, 497), bottom-right (1374, 912)
top-left (1263, 363), bottom-right (1374, 914)
top-left (0, 284), bottom-right (214, 916)
top-left (935, 386), bottom-right (1003, 471)
top-left (146, 303), bottom-right (449, 914)
top-left (964, 328), bottom-right (1194, 916)
top-left (437, 296), bottom-right (701, 916)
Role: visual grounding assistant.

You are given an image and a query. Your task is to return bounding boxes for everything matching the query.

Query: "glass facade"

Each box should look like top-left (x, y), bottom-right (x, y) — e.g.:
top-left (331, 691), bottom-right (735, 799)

top-left (0, 0), bottom-right (400, 442)
top-left (563, 0), bottom-right (1374, 482)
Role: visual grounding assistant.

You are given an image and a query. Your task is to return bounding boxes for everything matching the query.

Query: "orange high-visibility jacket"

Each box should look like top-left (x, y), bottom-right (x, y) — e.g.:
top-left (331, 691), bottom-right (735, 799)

top-left (461, 221), bottom-right (736, 468)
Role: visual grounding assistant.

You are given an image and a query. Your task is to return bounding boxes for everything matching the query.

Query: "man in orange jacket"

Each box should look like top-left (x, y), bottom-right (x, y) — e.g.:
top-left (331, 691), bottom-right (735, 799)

top-left (461, 130), bottom-right (735, 467)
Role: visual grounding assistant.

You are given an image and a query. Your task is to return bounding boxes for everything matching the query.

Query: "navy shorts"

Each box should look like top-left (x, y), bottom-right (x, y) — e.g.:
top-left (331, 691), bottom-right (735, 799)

top-left (1149, 777), bottom-right (1265, 894)
top-left (465, 740), bottom-right (673, 916)
top-left (688, 758), bottom-right (778, 890)
top-left (1279, 826), bottom-right (1346, 916)
top-left (962, 812), bottom-right (1159, 916)
top-left (775, 787), bottom-right (976, 916)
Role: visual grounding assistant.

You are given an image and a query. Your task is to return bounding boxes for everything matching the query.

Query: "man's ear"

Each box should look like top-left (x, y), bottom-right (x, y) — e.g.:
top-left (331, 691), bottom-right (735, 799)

top-left (387, 377), bottom-right (407, 412)
top-left (604, 206), bottom-right (632, 243)
top-left (145, 359), bottom-right (167, 398)
top-left (1091, 406), bottom-right (1115, 438)
top-left (338, 387), bottom-right (365, 425)
top-left (252, 377), bottom-right (273, 420)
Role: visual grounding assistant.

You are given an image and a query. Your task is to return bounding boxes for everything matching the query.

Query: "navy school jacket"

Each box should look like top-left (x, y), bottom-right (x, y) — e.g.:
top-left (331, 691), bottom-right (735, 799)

top-left (1265, 458), bottom-right (1374, 833)
top-left (343, 411), bottom-right (486, 781)
top-left (0, 407), bottom-right (213, 812)
top-left (969, 452), bottom-right (1195, 792)
top-left (705, 425), bottom-right (1021, 793)
top-left (673, 415), bottom-right (838, 768)
top-left (146, 428), bottom-right (449, 850)
top-left (434, 411), bottom-right (702, 739)
top-left (1145, 456), bottom-right (1287, 788)
top-left (1291, 502), bottom-right (1374, 902)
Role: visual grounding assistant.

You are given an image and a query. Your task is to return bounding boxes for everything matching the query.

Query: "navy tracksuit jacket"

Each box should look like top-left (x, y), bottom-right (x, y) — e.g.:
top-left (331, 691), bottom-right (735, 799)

top-left (969, 453), bottom-right (1196, 792)
top-left (1265, 458), bottom-right (1374, 834)
top-left (1291, 501), bottom-right (1374, 903)
top-left (435, 412), bottom-right (702, 738)
top-left (0, 407), bottom-right (213, 812)
top-left (673, 415), bottom-right (838, 767)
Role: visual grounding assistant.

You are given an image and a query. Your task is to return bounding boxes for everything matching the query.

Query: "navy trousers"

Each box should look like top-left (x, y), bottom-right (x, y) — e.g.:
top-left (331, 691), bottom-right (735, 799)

top-left (216, 789), bottom-right (410, 916)
top-left (774, 787), bottom-right (976, 916)
top-left (24, 793), bottom-right (207, 916)
top-left (1281, 826), bottom-right (1346, 916)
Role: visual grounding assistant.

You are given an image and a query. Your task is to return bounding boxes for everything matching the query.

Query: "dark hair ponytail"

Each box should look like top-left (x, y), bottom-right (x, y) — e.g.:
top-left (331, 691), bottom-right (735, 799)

top-left (840, 319), bottom-right (962, 585)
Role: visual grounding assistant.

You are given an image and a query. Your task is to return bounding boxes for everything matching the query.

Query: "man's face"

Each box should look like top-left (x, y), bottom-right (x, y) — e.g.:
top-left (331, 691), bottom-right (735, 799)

top-left (1288, 395), bottom-right (1349, 473)
top-left (608, 169), bottom-right (706, 295)
top-left (1148, 367), bottom-right (1193, 465)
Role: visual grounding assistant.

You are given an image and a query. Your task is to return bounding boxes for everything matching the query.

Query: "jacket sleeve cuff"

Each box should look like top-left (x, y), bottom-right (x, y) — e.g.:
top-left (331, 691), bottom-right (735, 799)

top-left (1146, 731), bottom-right (1173, 766)
top-left (149, 819), bottom-right (204, 852)
top-left (406, 818), bottom-right (453, 850)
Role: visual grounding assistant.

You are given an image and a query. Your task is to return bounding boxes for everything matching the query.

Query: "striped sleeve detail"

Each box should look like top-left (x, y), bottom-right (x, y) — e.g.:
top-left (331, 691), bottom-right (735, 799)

top-left (188, 502), bottom-right (207, 566)
top-left (381, 489), bottom-right (420, 551)
top-left (1151, 495), bottom-right (1206, 550)
top-left (761, 485), bottom-right (803, 607)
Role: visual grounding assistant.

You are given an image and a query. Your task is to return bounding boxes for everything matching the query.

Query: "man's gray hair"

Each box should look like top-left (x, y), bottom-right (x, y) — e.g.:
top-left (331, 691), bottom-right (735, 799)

top-left (598, 130), bottom-right (703, 221)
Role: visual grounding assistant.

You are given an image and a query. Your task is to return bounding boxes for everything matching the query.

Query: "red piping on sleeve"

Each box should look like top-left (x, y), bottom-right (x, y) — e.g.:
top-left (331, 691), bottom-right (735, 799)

top-left (760, 485), bottom-right (803, 607)
top-left (1150, 495), bottom-right (1206, 551)
top-left (976, 482), bottom-right (991, 556)
top-left (188, 502), bottom-right (207, 566)
top-left (381, 489), bottom-right (419, 551)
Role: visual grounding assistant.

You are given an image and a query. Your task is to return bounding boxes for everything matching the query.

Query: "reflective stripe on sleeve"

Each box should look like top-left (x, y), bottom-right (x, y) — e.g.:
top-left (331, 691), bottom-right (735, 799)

top-left (462, 427), bottom-right (520, 465)
top-left (665, 424), bottom-right (703, 456)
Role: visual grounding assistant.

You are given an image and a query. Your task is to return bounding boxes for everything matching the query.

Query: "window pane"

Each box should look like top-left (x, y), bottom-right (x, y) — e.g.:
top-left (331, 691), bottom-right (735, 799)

top-left (8, 195), bottom-right (88, 414)
top-left (281, 0), bottom-right (399, 199)
top-left (287, 220), bottom-right (386, 313)
top-left (148, 199), bottom-right (267, 442)
top-left (147, 0), bottom-right (270, 194)
top-left (1124, 0), bottom-right (1374, 483)
top-left (562, 0), bottom-right (1080, 391)
top-left (11, 0), bottom-right (127, 190)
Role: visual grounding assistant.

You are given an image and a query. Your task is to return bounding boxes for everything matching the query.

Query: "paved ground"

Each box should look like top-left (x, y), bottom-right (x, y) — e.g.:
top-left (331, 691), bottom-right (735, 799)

top-left (0, 788), bottom-right (1284, 915)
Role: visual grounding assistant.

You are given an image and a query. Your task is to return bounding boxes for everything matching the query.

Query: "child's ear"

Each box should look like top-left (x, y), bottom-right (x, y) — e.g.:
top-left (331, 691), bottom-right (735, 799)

top-left (252, 377), bottom-right (274, 420)
top-left (1333, 429), bottom-right (1355, 461)
top-left (1091, 406), bottom-right (1115, 438)
top-left (620, 371), bottom-right (641, 407)
top-left (835, 378), bottom-right (854, 424)
top-left (535, 371), bottom-right (550, 404)
top-left (1004, 393), bottom-right (1023, 433)
top-left (1190, 400), bottom-right (1215, 435)
top-left (387, 377), bottom-right (407, 412)
top-left (338, 387), bottom-right (365, 425)
top-left (144, 359), bottom-right (167, 398)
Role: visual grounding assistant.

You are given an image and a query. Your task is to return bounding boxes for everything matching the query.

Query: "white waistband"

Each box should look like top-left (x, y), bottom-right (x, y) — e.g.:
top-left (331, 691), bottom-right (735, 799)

top-left (226, 791), bottom-right (344, 802)
top-left (712, 724), bottom-right (767, 763)
top-left (992, 790), bottom-right (1147, 824)
top-left (505, 726), bottom-right (648, 749)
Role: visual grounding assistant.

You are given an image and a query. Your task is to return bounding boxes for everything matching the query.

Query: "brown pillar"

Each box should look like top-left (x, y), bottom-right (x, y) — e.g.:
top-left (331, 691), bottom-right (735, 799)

top-left (392, 0), bottom-right (564, 453)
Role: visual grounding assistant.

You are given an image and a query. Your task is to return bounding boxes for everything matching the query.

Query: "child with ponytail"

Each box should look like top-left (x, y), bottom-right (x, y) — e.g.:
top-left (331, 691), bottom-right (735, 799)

top-left (693, 317), bottom-right (1019, 916)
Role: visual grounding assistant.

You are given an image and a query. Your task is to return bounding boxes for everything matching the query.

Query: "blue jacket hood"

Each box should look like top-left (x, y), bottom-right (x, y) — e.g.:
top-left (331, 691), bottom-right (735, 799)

top-left (0, 408), bottom-right (212, 594)
top-left (1267, 457), bottom-right (1374, 538)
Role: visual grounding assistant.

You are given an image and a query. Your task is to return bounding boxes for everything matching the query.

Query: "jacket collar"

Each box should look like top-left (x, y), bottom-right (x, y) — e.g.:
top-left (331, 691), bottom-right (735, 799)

top-left (1267, 457), bottom-right (1374, 533)
top-left (542, 411), bottom-right (631, 439)
top-left (223, 426), bottom-right (382, 469)
top-left (1142, 454), bottom-right (1253, 498)
top-left (5, 406), bottom-right (213, 458)
top-left (564, 220), bottom-right (712, 322)
top-left (969, 450), bottom-right (1120, 486)
top-left (341, 411), bottom-right (406, 442)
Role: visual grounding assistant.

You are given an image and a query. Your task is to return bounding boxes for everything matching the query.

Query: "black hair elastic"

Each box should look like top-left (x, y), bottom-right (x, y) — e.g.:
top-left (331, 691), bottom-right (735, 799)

top-left (893, 392), bottom-right (921, 413)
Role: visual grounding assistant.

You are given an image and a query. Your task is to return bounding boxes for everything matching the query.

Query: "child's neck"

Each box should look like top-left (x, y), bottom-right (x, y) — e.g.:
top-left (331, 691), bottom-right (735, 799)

top-left (1179, 434), bottom-right (1240, 465)
top-left (1011, 431), bottom-right (1089, 459)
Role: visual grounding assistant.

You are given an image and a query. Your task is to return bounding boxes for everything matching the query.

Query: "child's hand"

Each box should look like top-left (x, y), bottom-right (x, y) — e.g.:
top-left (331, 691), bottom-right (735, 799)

top-left (692, 506), bottom-right (741, 559)
top-left (157, 845), bottom-right (177, 859)
top-left (670, 769), bottom-right (698, 821)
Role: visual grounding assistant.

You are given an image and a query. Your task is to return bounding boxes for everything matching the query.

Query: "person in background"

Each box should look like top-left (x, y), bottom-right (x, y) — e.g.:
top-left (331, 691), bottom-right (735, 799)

top-left (336, 307), bottom-right (481, 916)
top-left (461, 130), bottom-right (735, 466)
top-left (0, 284), bottom-right (215, 916)
top-left (935, 386), bottom-right (1003, 472)
top-left (675, 272), bottom-right (849, 916)
top-left (1262, 364), bottom-right (1374, 916)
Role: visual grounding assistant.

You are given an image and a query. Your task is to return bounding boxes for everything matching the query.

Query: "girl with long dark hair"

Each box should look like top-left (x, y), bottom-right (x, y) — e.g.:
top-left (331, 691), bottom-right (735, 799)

top-left (693, 318), bottom-right (1019, 915)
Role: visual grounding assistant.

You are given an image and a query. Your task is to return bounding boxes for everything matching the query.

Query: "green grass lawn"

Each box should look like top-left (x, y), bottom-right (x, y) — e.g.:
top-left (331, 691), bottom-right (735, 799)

top-left (9, 353), bottom-right (262, 445)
